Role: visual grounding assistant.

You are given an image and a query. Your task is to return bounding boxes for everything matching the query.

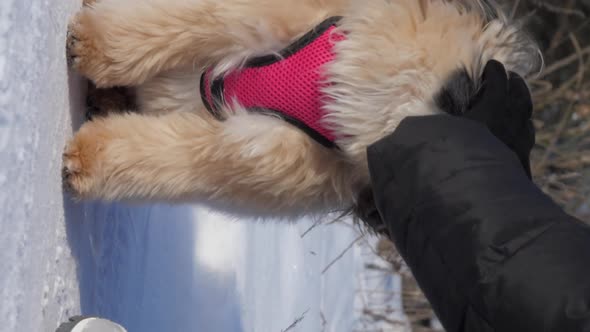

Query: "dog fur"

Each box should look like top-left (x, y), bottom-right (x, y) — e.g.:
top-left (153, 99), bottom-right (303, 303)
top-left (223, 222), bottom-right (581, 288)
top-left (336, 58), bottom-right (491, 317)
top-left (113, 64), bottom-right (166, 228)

top-left (63, 0), bottom-right (541, 219)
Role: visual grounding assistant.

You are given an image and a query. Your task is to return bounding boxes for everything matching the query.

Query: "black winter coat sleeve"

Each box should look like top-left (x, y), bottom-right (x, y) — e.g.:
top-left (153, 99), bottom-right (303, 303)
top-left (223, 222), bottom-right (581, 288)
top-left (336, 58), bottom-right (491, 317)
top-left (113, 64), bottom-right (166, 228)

top-left (366, 114), bottom-right (590, 332)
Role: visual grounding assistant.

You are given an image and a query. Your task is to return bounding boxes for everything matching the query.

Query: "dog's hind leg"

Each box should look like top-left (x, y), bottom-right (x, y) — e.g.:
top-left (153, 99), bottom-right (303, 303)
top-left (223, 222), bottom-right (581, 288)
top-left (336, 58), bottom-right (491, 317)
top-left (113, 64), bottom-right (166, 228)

top-left (62, 109), bottom-right (356, 217)
top-left (67, 0), bottom-right (348, 87)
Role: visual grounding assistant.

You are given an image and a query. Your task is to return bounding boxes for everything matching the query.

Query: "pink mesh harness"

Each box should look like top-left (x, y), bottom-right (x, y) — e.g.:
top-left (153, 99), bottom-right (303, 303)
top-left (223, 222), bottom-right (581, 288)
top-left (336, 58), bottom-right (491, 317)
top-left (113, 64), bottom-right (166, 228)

top-left (200, 17), bottom-right (344, 149)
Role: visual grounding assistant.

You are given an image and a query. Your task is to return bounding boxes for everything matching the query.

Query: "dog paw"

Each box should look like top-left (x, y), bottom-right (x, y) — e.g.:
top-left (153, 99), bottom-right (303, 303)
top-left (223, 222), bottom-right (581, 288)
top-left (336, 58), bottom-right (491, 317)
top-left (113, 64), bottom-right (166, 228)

top-left (62, 149), bottom-right (83, 196)
top-left (62, 144), bottom-right (95, 198)
top-left (62, 123), bottom-right (106, 197)
top-left (67, 12), bottom-right (113, 87)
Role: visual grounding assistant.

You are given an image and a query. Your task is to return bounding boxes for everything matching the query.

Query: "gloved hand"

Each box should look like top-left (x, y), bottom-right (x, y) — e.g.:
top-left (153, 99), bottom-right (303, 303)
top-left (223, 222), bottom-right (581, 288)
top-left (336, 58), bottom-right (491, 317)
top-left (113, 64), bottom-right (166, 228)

top-left (464, 59), bottom-right (535, 179)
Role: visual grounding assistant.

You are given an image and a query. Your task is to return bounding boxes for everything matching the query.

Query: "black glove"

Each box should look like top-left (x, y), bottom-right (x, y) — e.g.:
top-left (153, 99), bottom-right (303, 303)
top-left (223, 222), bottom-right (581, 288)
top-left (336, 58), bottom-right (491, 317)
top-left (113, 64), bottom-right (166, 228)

top-left (464, 59), bottom-right (535, 179)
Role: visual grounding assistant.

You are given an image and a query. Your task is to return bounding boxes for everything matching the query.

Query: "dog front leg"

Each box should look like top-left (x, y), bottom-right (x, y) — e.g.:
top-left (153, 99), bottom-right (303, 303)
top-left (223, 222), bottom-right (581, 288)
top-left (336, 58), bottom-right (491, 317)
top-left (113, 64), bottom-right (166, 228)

top-left (63, 110), bottom-right (354, 217)
top-left (67, 0), bottom-right (347, 88)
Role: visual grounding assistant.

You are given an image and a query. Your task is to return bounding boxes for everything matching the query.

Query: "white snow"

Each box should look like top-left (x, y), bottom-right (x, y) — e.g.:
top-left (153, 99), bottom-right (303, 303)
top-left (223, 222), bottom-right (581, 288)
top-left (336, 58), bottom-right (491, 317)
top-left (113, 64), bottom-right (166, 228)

top-left (1, 0), bottom-right (87, 331)
top-left (0, 1), bottom-right (381, 332)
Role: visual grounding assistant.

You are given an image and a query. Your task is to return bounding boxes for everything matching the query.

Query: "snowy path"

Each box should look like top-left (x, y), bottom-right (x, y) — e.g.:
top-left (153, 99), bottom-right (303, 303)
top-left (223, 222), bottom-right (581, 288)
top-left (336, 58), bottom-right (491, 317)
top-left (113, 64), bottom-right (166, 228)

top-left (1, 0), bottom-right (88, 330)
top-left (0, 1), bottom-right (361, 331)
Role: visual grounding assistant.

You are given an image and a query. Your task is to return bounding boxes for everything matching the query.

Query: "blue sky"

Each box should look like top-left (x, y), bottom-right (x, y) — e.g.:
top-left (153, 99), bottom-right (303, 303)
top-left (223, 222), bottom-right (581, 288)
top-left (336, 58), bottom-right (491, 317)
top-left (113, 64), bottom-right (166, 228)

top-left (65, 201), bottom-right (358, 332)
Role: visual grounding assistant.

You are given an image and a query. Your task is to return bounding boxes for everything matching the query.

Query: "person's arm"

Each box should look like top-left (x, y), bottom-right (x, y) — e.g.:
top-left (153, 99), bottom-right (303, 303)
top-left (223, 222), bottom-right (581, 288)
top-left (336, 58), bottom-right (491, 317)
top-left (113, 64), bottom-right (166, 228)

top-left (368, 114), bottom-right (590, 332)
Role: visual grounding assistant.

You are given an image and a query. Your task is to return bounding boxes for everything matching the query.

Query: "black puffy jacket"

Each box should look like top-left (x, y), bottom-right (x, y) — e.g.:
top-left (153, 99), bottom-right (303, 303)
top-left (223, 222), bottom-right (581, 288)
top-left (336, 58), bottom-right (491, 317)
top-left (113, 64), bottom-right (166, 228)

top-left (366, 115), bottom-right (590, 332)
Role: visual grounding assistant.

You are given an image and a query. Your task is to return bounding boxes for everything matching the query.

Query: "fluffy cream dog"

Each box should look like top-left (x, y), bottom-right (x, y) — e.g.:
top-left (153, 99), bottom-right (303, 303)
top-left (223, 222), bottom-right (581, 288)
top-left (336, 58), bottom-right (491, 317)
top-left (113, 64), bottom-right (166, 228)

top-left (63, 0), bottom-right (540, 218)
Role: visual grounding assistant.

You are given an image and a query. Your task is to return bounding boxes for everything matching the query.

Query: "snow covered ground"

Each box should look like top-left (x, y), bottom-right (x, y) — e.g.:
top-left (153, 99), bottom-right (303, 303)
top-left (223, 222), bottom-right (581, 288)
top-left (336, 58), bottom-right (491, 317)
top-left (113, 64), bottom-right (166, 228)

top-left (0, 1), bottom-right (373, 331)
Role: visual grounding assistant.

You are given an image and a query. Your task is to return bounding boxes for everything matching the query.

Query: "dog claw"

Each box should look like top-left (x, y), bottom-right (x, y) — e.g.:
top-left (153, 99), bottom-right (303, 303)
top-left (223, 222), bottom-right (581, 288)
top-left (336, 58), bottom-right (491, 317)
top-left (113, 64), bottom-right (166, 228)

top-left (61, 167), bottom-right (75, 193)
top-left (66, 26), bottom-right (82, 68)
